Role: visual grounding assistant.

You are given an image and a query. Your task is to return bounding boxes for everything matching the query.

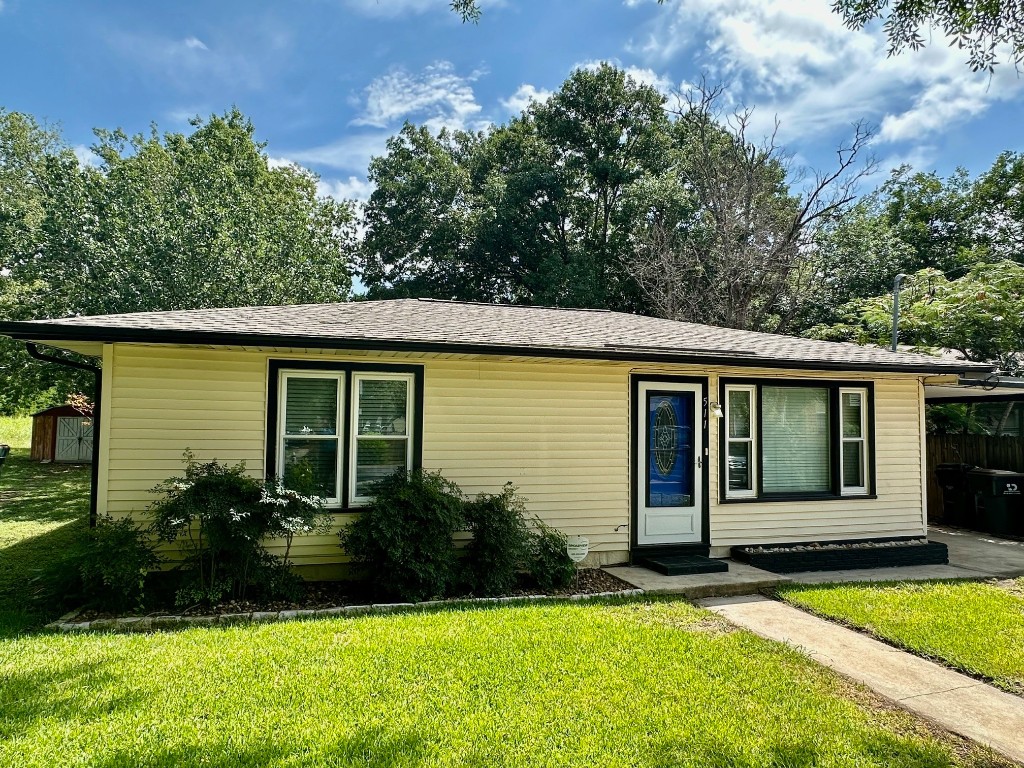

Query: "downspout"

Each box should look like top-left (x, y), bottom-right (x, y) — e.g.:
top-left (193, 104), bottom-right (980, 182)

top-left (26, 342), bottom-right (102, 528)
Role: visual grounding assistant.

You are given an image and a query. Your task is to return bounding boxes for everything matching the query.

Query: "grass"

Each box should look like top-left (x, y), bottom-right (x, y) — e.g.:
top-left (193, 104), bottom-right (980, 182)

top-left (0, 599), bottom-right (1012, 767)
top-left (0, 413), bottom-right (1013, 766)
top-left (0, 416), bottom-right (91, 635)
top-left (779, 580), bottom-right (1024, 695)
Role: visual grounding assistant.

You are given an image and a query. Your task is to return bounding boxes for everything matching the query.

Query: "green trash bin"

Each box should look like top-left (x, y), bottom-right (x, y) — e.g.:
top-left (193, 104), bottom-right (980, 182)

top-left (967, 468), bottom-right (1024, 537)
top-left (935, 462), bottom-right (975, 526)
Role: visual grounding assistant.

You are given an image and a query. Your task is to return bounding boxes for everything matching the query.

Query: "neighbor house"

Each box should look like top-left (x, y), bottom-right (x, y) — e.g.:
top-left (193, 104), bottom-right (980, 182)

top-left (0, 299), bottom-right (993, 577)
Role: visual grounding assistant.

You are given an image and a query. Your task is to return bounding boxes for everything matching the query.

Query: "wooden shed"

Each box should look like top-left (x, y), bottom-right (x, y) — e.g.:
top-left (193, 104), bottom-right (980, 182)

top-left (31, 404), bottom-right (94, 463)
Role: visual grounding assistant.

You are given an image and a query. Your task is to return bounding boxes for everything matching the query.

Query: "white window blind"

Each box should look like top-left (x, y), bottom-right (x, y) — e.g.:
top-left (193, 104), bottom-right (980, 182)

top-left (351, 374), bottom-right (414, 503)
top-left (725, 385), bottom-right (756, 497)
top-left (761, 386), bottom-right (830, 494)
top-left (840, 388), bottom-right (869, 494)
top-left (279, 373), bottom-right (343, 503)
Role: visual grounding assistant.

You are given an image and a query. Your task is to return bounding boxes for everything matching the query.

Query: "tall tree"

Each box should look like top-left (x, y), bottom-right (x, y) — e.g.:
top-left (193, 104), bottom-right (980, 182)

top-left (623, 83), bottom-right (875, 332)
top-left (0, 109), bottom-right (357, 413)
top-left (805, 262), bottom-right (1024, 375)
top-left (361, 64), bottom-right (671, 310)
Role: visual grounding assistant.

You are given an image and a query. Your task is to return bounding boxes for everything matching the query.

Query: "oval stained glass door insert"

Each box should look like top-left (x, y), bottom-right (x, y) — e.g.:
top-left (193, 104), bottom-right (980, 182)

top-left (653, 399), bottom-right (679, 476)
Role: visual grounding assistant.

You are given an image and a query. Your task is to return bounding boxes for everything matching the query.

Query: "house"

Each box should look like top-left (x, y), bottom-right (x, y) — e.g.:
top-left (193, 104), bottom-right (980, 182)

top-left (0, 299), bottom-right (993, 578)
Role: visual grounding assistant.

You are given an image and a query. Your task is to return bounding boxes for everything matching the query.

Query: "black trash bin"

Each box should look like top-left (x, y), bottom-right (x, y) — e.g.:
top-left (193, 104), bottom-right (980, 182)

top-left (0, 444), bottom-right (9, 479)
top-left (967, 468), bottom-right (1024, 537)
top-left (935, 462), bottom-right (975, 526)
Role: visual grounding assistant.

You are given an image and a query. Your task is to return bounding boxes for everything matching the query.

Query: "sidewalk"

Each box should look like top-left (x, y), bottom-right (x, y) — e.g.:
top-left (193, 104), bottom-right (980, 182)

top-left (699, 595), bottom-right (1024, 764)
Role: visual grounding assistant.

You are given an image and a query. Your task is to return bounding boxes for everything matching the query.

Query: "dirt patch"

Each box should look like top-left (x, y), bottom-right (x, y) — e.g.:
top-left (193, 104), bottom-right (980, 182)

top-left (75, 567), bottom-right (638, 622)
top-left (991, 577), bottom-right (1024, 599)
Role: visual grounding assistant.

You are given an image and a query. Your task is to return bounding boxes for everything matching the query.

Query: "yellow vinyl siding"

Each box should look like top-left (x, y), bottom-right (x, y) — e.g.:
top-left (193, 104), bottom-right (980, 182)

top-left (703, 371), bottom-right (925, 548)
top-left (99, 344), bottom-right (928, 569)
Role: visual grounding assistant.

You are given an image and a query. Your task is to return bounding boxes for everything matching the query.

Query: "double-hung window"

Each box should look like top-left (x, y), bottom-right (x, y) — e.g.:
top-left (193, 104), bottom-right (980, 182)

top-left (725, 385), bottom-right (757, 498)
top-left (722, 380), bottom-right (872, 500)
top-left (273, 364), bottom-right (419, 508)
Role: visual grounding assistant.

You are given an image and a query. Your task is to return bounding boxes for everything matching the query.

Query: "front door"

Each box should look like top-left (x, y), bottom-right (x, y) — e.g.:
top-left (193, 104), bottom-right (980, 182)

top-left (635, 381), bottom-right (704, 546)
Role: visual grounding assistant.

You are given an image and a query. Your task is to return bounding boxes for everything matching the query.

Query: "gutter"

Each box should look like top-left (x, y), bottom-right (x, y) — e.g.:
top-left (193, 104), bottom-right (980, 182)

top-left (0, 321), bottom-right (995, 376)
top-left (26, 343), bottom-right (101, 528)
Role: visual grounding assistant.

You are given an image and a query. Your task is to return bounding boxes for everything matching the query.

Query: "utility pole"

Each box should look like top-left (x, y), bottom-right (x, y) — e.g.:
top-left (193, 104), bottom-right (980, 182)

top-left (891, 273), bottom-right (909, 352)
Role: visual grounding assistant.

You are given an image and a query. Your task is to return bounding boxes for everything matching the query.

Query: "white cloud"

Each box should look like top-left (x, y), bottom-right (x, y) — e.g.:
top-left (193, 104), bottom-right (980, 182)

top-left (105, 30), bottom-right (263, 90)
top-left (343, 0), bottom-right (435, 17)
top-left (317, 176), bottom-right (375, 202)
top-left (574, 58), bottom-right (674, 93)
top-left (501, 83), bottom-right (552, 113)
top-left (72, 144), bottom-right (100, 168)
top-left (344, 0), bottom-right (505, 19)
top-left (285, 131), bottom-right (393, 172)
top-left (631, 0), bottom-right (1024, 145)
top-left (354, 61), bottom-right (486, 133)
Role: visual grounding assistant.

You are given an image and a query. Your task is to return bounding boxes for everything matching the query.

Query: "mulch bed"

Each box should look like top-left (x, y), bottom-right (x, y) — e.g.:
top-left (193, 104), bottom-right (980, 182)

top-left (74, 567), bottom-right (636, 623)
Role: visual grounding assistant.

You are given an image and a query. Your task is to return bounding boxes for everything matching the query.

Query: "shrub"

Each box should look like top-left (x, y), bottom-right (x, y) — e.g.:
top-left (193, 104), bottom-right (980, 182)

top-left (339, 469), bottom-right (465, 602)
top-left (149, 451), bottom-right (328, 607)
top-left (78, 516), bottom-right (160, 613)
top-left (529, 519), bottom-right (576, 591)
top-left (462, 484), bottom-right (532, 596)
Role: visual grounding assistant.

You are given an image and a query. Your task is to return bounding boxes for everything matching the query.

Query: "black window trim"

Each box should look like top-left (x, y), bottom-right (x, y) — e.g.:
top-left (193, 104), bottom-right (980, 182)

top-left (266, 359), bottom-right (425, 510)
top-left (718, 377), bottom-right (876, 504)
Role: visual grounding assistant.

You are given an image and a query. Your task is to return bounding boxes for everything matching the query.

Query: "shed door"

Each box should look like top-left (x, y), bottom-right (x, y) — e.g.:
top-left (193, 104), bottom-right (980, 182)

top-left (55, 416), bottom-right (92, 463)
top-left (635, 382), bottom-right (703, 546)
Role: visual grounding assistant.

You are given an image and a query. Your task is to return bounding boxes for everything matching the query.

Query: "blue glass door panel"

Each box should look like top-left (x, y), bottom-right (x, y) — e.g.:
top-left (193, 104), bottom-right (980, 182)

top-left (647, 392), bottom-right (695, 508)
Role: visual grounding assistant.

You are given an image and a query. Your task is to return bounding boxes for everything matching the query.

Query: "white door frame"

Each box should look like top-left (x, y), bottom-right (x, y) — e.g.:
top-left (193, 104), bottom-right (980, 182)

top-left (634, 379), bottom-right (706, 547)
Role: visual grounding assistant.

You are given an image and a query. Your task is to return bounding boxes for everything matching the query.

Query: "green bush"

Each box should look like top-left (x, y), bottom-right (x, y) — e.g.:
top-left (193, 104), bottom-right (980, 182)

top-left (463, 484), bottom-right (532, 596)
top-left (149, 451), bottom-right (329, 607)
top-left (78, 516), bottom-right (160, 613)
top-left (529, 520), bottom-right (576, 591)
top-left (339, 470), bottom-right (465, 602)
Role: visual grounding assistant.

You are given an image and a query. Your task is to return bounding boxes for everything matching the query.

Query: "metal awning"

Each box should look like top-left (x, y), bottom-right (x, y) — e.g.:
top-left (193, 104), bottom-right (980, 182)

top-left (925, 375), bottom-right (1024, 403)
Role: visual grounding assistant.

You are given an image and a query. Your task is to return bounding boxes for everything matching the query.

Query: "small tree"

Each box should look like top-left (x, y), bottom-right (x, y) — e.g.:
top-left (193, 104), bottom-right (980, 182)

top-left (149, 451), bottom-right (328, 607)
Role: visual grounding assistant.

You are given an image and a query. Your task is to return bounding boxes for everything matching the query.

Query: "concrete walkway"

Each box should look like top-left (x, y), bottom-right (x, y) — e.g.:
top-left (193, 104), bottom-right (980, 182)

top-left (700, 594), bottom-right (1024, 764)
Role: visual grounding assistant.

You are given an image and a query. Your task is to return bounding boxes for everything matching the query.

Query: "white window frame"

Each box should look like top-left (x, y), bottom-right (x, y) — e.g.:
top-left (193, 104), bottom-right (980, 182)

top-left (839, 386), bottom-right (870, 496)
top-left (277, 371), bottom-right (345, 507)
top-left (349, 371), bottom-right (416, 506)
top-left (724, 384), bottom-right (758, 499)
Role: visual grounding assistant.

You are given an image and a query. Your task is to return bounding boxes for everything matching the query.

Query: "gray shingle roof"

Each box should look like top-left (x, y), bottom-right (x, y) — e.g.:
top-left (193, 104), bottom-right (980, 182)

top-left (0, 298), bottom-right (992, 373)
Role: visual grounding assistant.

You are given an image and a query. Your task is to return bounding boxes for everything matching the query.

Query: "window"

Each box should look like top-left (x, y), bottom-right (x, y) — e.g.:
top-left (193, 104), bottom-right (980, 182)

top-left (725, 385), bottom-right (756, 498)
top-left (722, 381), bottom-right (872, 501)
top-left (840, 388), bottom-right (869, 495)
top-left (272, 364), bottom-right (420, 508)
top-left (351, 373), bottom-right (413, 503)
top-left (762, 386), bottom-right (830, 494)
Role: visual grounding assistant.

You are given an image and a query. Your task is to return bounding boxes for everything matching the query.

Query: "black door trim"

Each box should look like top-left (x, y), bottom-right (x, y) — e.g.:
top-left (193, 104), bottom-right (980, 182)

top-left (630, 374), bottom-right (710, 558)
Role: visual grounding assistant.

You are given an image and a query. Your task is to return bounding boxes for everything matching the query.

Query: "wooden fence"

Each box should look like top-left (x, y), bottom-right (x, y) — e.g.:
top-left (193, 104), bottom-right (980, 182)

top-left (926, 435), bottom-right (1024, 520)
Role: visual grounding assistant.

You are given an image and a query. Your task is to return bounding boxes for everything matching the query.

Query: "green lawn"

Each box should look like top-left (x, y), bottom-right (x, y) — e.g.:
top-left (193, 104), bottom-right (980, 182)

top-left (0, 414), bottom-right (1013, 767)
top-left (0, 599), bottom-right (1012, 768)
top-left (780, 580), bottom-right (1024, 695)
top-left (0, 416), bottom-right (91, 635)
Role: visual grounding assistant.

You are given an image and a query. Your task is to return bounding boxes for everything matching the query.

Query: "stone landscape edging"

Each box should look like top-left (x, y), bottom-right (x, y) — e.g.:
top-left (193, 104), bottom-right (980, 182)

top-left (46, 588), bottom-right (646, 633)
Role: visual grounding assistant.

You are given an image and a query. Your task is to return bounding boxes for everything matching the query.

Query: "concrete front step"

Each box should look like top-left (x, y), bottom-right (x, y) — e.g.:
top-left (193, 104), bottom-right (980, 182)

top-left (605, 560), bottom-right (789, 599)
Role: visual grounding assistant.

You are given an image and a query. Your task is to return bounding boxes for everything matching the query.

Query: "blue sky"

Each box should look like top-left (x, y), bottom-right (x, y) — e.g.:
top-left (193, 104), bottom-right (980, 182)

top-left (2, 0), bottom-right (1022, 202)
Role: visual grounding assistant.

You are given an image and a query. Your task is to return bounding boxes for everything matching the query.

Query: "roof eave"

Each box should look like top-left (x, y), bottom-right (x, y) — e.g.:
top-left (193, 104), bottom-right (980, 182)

top-left (0, 320), bottom-right (995, 376)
